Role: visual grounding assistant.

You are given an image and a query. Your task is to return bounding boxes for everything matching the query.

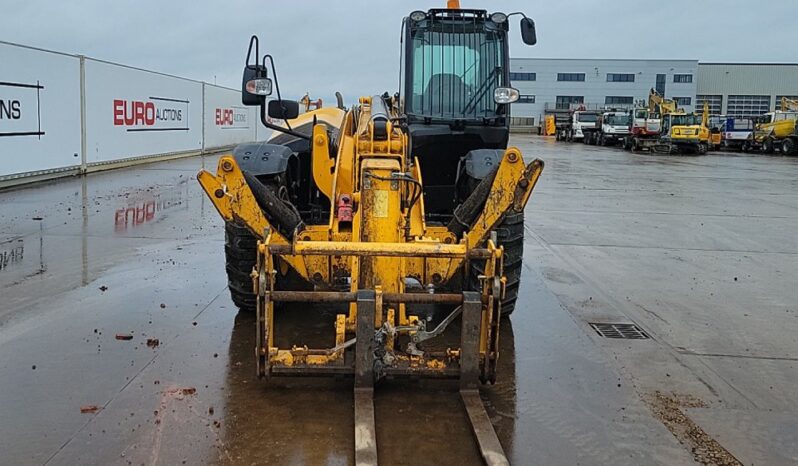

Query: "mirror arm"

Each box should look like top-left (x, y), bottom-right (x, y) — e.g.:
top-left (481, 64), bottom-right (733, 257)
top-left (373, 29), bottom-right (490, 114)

top-left (259, 105), bottom-right (311, 140)
top-left (262, 54), bottom-right (294, 132)
top-left (245, 35), bottom-right (259, 70)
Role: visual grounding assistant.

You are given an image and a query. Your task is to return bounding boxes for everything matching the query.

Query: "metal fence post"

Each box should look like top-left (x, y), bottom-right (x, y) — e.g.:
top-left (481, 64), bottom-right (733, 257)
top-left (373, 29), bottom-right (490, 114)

top-left (79, 55), bottom-right (87, 174)
top-left (201, 82), bottom-right (206, 154)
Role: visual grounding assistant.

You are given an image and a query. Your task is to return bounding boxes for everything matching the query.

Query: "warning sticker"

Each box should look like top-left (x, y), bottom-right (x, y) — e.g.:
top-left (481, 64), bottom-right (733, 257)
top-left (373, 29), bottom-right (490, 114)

top-left (373, 190), bottom-right (389, 218)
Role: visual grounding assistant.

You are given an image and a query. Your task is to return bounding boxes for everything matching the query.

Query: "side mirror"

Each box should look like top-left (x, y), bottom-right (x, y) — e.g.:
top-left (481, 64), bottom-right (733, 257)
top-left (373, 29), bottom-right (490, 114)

top-left (241, 65), bottom-right (272, 105)
top-left (520, 17), bottom-right (537, 45)
top-left (242, 65), bottom-right (270, 106)
top-left (268, 99), bottom-right (300, 120)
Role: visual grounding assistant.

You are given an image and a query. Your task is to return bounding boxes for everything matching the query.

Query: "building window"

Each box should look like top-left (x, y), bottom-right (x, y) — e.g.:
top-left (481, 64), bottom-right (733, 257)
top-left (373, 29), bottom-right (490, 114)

top-left (655, 74), bottom-right (666, 96)
top-left (557, 73), bottom-right (585, 82)
top-left (606, 73), bottom-right (635, 82)
top-left (696, 95), bottom-right (722, 116)
top-left (776, 96), bottom-right (798, 110)
top-left (604, 96), bottom-right (634, 105)
top-left (510, 72), bottom-right (536, 81)
top-left (517, 95), bottom-right (535, 103)
top-left (555, 96), bottom-right (584, 109)
top-left (674, 97), bottom-right (692, 106)
top-left (673, 74), bottom-right (693, 83)
top-left (727, 95), bottom-right (771, 117)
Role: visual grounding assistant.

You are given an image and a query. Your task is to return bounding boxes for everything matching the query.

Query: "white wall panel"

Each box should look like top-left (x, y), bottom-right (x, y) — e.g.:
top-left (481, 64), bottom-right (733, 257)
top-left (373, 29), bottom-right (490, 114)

top-left (203, 84), bottom-right (257, 148)
top-left (83, 59), bottom-right (203, 163)
top-left (0, 42), bottom-right (82, 177)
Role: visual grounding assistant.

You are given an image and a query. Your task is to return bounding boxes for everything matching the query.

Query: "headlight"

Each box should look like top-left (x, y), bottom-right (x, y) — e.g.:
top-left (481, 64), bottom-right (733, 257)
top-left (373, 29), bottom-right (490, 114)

top-left (494, 87), bottom-right (519, 104)
top-left (490, 12), bottom-right (508, 23)
top-left (409, 10), bottom-right (426, 22)
top-left (245, 78), bottom-right (272, 96)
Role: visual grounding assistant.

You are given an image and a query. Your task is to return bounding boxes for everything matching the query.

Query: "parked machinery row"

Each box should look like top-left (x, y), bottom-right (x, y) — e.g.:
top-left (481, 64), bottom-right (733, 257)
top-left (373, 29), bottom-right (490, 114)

top-left (551, 92), bottom-right (798, 156)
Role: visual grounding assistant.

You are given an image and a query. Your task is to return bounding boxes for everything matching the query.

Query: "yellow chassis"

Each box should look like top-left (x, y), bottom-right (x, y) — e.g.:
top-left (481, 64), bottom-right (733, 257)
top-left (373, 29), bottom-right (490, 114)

top-left (198, 97), bottom-right (543, 384)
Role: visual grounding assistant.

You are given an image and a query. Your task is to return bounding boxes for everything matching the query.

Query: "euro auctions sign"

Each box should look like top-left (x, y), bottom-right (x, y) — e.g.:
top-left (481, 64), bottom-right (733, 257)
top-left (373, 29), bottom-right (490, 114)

top-left (215, 107), bottom-right (249, 129)
top-left (113, 97), bottom-right (189, 132)
top-left (0, 81), bottom-right (44, 138)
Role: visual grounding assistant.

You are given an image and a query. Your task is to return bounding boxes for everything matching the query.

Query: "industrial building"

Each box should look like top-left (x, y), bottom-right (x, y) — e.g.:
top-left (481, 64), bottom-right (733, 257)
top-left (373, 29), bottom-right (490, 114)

top-left (696, 63), bottom-right (798, 117)
top-left (509, 58), bottom-right (798, 125)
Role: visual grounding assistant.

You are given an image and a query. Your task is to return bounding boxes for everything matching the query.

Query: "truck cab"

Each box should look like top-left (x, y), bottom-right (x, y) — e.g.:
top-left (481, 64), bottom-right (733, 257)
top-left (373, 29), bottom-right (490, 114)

top-left (596, 111), bottom-right (631, 146)
top-left (720, 117), bottom-right (754, 150)
top-left (570, 110), bottom-right (598, 141)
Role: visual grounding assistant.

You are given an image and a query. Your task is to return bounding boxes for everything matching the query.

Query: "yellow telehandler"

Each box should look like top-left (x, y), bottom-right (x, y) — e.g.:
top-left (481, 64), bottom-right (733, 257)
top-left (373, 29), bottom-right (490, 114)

top-left (198, 3), bottom-right (541, 464)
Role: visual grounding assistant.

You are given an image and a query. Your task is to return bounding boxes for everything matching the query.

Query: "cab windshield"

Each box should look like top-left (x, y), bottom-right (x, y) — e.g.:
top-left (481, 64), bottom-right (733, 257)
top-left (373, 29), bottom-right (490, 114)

top-left (605, 114), bottom-right (631, 126)
top-left (576, 113), bottom-right (597, 122)
top-left (408, 23), bottom-right (505, 119)
top-left (671, 114), bottom-right (700, 126)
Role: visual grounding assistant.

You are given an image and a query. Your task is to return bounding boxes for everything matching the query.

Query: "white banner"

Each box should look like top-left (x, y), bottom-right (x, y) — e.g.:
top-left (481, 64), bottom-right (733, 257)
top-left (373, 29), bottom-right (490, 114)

top-left (203, 84), bottom-right (257, 148)
top-left (1, 41), bottom-right (261, 182)
top-left (0, 42), bottom-right (82, 176)
top-left (83, 59), bottom-right (203, 163)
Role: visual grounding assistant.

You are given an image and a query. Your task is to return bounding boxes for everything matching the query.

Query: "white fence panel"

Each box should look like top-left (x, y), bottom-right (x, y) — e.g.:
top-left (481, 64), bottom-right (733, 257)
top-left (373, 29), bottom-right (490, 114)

top-left (203, 84), bottom-right (257, 149)
top-left (0, 42), bottom-right (82, 177)
top-left (83, 59), bottom-right (203, 164)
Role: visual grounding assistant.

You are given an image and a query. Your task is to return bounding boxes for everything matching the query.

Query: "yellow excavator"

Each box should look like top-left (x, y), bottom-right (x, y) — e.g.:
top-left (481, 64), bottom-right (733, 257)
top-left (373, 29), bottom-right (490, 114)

top-left (650, 89), bottom-right (711, 154)
top-left (748, 97), bottom-right (798, 154)
top-left (198, 3), bottom-right (540, 464)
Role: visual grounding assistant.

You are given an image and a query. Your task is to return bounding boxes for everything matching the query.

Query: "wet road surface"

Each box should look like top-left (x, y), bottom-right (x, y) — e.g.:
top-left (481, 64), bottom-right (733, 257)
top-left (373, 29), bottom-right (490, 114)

top-left (0, 138), bottom-right (795, 465)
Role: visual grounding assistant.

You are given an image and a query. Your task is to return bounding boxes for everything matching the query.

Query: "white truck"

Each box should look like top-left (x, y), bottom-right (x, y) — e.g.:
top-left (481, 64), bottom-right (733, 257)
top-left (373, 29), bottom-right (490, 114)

top-left (589, 111), bottom-right (631, 146)
top-left (555, 110), bottom-right (599, 142)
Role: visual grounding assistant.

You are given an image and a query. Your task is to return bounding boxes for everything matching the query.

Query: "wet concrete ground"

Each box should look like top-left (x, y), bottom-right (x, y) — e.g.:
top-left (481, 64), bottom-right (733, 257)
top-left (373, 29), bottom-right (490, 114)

top-left (0, 137), bottom-right (795, 465)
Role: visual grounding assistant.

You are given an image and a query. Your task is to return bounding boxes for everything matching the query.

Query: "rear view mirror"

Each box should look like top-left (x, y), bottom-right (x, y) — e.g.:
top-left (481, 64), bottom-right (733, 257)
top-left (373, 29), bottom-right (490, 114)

top-left (242, 65), bottom-right (268, 106)
top-left (268, 99), bottom-right (300, 120)
top-left (520, 17), bottom-right (537, 45)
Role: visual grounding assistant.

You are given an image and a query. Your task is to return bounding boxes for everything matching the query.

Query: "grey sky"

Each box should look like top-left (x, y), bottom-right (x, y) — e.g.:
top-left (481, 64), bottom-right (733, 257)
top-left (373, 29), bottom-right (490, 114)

top-left (4, 0), bottom-right (797, 105)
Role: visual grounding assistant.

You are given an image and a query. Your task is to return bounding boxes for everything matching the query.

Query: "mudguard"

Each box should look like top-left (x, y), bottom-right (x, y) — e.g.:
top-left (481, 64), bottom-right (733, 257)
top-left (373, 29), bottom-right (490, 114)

top-left (231, 142), bottom-right (294, 176)
top-left (463, 149), bottom-right (503, 179)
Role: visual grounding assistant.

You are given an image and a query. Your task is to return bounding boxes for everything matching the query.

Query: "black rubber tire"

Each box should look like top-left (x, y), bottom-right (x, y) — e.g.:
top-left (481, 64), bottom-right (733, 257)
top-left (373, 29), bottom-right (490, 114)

top-left (470, 212), bottom-right (525, 317)
top-left (223, 171), bottom-right (310, 313)
top-left (782, 138), bottom-right (796, 155)
top-left (225, 221), bottom-right (258, 312)
top-left (763, 138), bottom-right (775, 154)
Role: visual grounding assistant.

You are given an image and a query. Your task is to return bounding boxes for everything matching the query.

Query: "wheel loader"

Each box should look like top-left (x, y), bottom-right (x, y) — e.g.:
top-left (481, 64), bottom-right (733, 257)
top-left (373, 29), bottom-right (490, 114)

top-left (198, 3), bottom-right (541, 464)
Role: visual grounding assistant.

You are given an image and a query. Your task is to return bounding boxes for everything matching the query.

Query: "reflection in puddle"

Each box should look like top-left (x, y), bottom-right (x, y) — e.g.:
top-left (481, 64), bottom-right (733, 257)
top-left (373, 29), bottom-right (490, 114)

top-left (0, 239), bottom-right (24, 272)
top-left (113, 181), bottom-right (189, 232)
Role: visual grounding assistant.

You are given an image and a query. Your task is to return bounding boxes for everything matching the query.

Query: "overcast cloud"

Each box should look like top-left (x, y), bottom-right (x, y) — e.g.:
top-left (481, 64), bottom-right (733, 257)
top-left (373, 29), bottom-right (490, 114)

top-left (4, 0), bottom-right (797, 105)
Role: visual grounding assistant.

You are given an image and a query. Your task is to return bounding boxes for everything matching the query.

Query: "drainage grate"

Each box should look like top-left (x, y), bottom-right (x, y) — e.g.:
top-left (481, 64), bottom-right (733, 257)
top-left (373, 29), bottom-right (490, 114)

top-left (589, 322), bottom-right (650, 339)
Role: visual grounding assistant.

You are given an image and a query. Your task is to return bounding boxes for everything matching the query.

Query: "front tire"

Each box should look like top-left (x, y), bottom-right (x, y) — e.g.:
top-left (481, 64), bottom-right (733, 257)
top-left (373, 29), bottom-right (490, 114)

top-left (782, 138), bottom-right (796, 155)
top-left (762, 137), bottom-right (775, 154)
top-left (225, 222), bottom-right (258, 312)
top-left (470, 212), bottom-right (525, 317)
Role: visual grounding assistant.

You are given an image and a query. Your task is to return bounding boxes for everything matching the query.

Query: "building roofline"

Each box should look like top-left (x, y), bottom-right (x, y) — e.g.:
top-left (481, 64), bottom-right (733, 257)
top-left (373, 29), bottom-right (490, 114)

top-left (510, 57), bottom-right (798, 66)
top-left (699, 62), bottom-right (798, 66)
top-left (511, 57), bottom-right (697, 62)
